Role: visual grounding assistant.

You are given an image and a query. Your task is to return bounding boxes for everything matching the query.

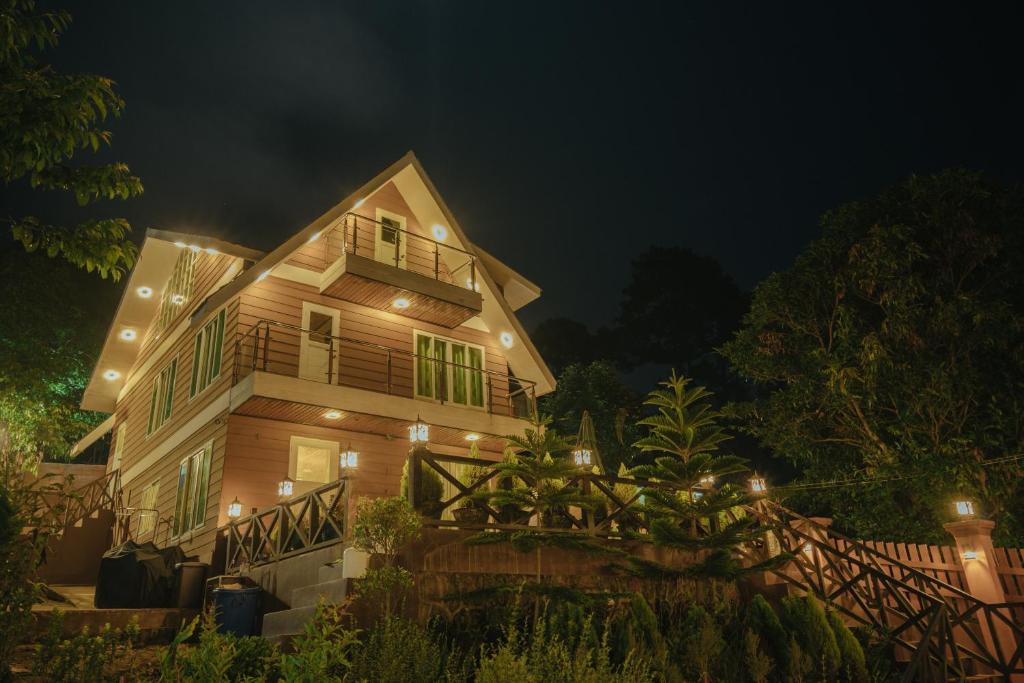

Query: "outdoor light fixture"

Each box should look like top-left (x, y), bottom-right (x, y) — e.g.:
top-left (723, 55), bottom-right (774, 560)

top-left (963, 550), bottom-right (978, 561)
top-left (339, 446), bottom-right (358, 469)
top-left (699, 475), bottom-right (715, 487)
top-left (308, 231), bottom-right (321, 243)
top-left (692, 490), bottom-right (704, 501)
top-left (119, 328), bottom-right (137, 342)
top-left (573, 449), bottom-right (592, 467)
top-left (188, 244), bottom-right (200, 253)
top-left (354, 198), bottom-right (365, 208)
top-left (324, 410), bottom-right (342, 420)
top-left (955, 500), bottom-right (975, 517)
top-left (278, 477), bottom-right (294, 497)
top-left (205, 246), bottom-right (219, 255)
top-left (171, 293), bottom-right (185, 305)
top-left (431, 224), bottom-right (448, 241)
top-left (103, 370), bottom-right (121, 381)
top-left (499, 331), bottom-right (514, 348)
top-left (136, 286), bottom-right (153, 298)
top-left (174, 241), bottom-right (187, 248)
top-left (392, 297), bottom-right (411, 309)
top-left (749, 475), bottom-right (768, 494)
top-left (465, 433), bottom-right (481, 442)
top-left (802, 543), bottom-right (814, 554)
top-left (256, 270), bottom-right (271, 282)
top-left (227, 497), bottom-right (242, 519)
top-left (409, 416), bottom-right (429, 444)
top-left (466, 277), bottom-right (481, 292)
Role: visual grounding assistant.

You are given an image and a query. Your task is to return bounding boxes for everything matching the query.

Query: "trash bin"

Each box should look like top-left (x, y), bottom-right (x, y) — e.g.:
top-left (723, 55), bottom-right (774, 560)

top-left (211, 585), bottom-right (261, 637)
top-left (174, 562), bottom-right (209, 608)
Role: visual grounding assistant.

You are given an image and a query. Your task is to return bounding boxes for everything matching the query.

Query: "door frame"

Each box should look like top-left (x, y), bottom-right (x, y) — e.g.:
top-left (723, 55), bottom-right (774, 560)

top-left (299, 301), bottom-right (341, 382)
top-left (374, 208), bottom-right (408, 268)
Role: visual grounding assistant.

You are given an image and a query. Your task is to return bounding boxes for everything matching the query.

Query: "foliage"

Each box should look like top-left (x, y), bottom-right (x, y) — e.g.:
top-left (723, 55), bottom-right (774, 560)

top-left (354, 565), bottom-right (413, 620)
top-left (399, 459), bottom-right (445, 515)
top-left (33, 610), bottom-right (140, 683)
top-left (633, 371), bottom-right (731, 464)
top-left (744, 594), bottom-right (790, 681)
top-left (279, 601), bottom-right (359, 682)
top-left (351, 496), bottom-right (421, 563)
top-left (540, 362), bottom-right (642, 474)
top-left (347, 616), bottom-right (444, 683)
top-left (0, 248), bottom-right (118, 458)
top-left (159, 609), bottom-right (279, 682)
top-left (781, 596), bottom-right (841, 681)
top-left (743, 629), bottom-right (775, 683)
top-left (827, 611), bottom-right (869, 683)
top-left (679, 606), bottom-right (724, 683)
top-left (1, 0), bottom-right (143, 279)
top-left (722, 170), bottom-right (1024, 544)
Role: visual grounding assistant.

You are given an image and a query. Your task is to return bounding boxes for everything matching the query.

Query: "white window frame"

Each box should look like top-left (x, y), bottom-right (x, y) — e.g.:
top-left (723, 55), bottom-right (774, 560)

top-left (137, 479), bottom-right (160, 537)
top-left (288, 436), bottom-right (340, 490)
top-left (413, 330), bottom-right (487, 410)
top-left (111, 422), bottom-right (126, 472)
top-left (190, 308), bottom-right (226, 398)
top-left (374, 208), bottom-right (408, 267)
top-left (147, 356), bottom-right (179, 436)
top-left (172, 442), bottom-right (213, 538)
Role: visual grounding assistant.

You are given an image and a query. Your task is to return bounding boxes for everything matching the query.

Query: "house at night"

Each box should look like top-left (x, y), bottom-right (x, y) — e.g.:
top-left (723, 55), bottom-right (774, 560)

top-left (71, 151), bottom-right (555, 571)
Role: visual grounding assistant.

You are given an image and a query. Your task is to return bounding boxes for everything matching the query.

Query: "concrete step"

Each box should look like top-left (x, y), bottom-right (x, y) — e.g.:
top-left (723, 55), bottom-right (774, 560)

top-left (261, 604), bottom-right (319, 639)
top-left (291, 577), bottom-right (347, 608)
top-left (317, 561), bottom-right (344, 583)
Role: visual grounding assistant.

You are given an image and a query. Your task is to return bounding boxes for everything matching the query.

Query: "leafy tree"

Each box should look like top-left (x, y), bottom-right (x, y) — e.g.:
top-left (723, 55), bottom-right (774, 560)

top-left (2, 0), bottom-right (142, 279)
top-left (722, 170), bottom-right (1024, 544)
top-left (540, 361), bottom-right (642, 474)
top-left (0, 245), bottom-right (118, 459)
top-left (351, 496), bottom-right (421, 618)
top-left (781, 596), bottom-right (841, 681)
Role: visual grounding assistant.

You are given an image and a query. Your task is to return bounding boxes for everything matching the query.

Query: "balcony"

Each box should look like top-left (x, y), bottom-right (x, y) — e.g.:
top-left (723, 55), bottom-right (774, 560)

top-left (230, 320), bottom-right (536, 445)
top-left (315, 213), bottom-right (482, 328)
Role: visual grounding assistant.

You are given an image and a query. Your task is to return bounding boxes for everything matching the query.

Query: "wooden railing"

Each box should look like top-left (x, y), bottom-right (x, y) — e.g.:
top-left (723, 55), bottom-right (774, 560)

top-left (27, 469), bottom-right (123, 536)
top-left (321, 212), bottom-right (478, 290)
top-left (221, 479), bottom-right (348, 571)
top-left (234, 319), bottom-right (537, 420)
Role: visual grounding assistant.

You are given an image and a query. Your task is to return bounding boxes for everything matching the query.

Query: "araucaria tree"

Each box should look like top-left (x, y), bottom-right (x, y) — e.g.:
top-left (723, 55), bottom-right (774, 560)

top-left (722, 170), bottom-right (1024, 544)
top-left (2, 0), bottom-right (143, 279)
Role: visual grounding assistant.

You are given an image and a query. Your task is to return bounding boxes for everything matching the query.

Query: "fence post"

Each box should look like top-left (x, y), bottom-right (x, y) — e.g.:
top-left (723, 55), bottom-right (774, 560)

top-left (943, 519), bottom-right (1020, 671)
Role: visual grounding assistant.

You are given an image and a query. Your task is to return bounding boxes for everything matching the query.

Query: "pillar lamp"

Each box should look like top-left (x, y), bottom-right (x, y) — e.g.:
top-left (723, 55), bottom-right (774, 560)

top-left (409, 416), bottom-right (429, 445)
top-left (227, 497), bottom-right (243, 519)
top-left (278, 476), bottom-right (294, 497)
top-left (340, 444), bottom-right (358, 469)
top-left (954, 499), bottom-right (975, 518)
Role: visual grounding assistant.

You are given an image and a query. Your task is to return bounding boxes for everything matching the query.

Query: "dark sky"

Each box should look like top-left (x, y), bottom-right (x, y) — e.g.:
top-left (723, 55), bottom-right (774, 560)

top-left (9, 1), bottom-right (1024, 330)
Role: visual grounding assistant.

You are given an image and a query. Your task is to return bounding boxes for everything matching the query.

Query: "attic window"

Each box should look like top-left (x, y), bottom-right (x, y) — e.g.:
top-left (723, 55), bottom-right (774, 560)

top-left (157, 250), bottom-right (198, 332)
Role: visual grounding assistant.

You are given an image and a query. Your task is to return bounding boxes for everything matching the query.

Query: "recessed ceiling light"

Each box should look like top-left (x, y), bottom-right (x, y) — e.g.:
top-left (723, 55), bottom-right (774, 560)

top-left (256, 270), bottom-right (270, 282)
top-left (432, 224), bottom-right (448, 241)
top-left (136, 286), bottom-right (153, 298)
top-left (103, 370), bottom-right (121, 381)
top-left (354, 198), bottom-right (366, 209)
top-left (499, 331), bottom-right (515, 348)
top-left (324, 410), bottom-right (342, 420)
top-left (119, 329), bottom-right (137, 342)
top-left (465, 433), bottom-right (481, 441)
top-left (205, 246), bottom-right (219, 255)
top-left (188, 244), bottom-right (201, 253)
top-left (173, 241), bottom-right (187, 248)
top-left (308, 231), bottom-right (322, 243)
top-left (171, 293), bottom-right (185, 305)
top-left (392, 297), bottom-right (410, 309)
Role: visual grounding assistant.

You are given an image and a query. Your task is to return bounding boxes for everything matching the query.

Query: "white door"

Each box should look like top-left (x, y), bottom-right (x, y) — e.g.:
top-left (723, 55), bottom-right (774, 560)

top-left (374, 211), bottom-right (407, 268)
top-left (299, 303), bottom-right (340, 383)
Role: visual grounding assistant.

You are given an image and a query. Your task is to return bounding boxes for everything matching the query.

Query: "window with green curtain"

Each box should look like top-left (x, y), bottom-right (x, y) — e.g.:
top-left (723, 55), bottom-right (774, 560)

top-left (148, 358), bottom-right (177, 434)
top-left (190, 309), bottom-right (226, 397)
top-left (433, 339), bottom-right (447, 402)
top-left (468, 347), bottom-right (484, 407)
top-left (173, 444), bottom-right (212, 536)
top-left (451, 343), bottom-right (467, 404)
top-left (416, 334), bottom-right (433, 397)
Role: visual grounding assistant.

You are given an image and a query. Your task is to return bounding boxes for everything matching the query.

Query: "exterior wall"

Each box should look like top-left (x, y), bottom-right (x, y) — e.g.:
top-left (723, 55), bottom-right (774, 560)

top-left (235, 274), bottom-right (513, 407)
top-left (219, 414), bottom-right (501, 528)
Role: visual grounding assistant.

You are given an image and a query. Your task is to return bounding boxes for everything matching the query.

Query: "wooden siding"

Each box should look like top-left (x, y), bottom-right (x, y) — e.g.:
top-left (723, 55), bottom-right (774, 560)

top-left (234, 275), bottom-right (519, 416)
top-left (221, 415), bottom-right (500, 527)
top-left (121, 415), bottom-right (227, 561)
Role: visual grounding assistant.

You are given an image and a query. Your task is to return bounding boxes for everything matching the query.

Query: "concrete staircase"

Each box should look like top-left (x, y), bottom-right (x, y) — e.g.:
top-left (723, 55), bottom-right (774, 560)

top-left (36, 509), bottom-right (115, 585)
top-left (260, 561), bottom-right (348, 640)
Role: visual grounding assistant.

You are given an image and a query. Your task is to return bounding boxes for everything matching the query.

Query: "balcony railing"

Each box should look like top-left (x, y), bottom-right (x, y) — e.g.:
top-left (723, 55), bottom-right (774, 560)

top-left (234, 319), bottom-right (537, 420)
top-left (320, 213), bottom-right (479, 291)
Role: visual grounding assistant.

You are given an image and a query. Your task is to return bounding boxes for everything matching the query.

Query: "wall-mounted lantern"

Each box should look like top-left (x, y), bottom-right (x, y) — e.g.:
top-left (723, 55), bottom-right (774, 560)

top-left (278, 476), bottom-right (294, 497)
top-left (227, 497), bottom-right (243, 519)
top-left (340, 445), bottom-right (359, 470)
top-left (573, 449), bottom-right (592, 467)
top-left (749, 474), bottom-right (768, 494)
top-left (409, 416), bottom-right (429, 445)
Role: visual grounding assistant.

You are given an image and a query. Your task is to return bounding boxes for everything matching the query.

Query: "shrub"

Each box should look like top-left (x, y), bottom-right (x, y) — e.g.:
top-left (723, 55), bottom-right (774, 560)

top-left (680, 606), bottom-right (724, 683)
top-left (399, 460), bottom-right (444, 515)
top-left (782, 596), bottom-right (841, 681)
top-left (159, 609), bottom-right (279, 682)
top-left (826, 610), bottom-right (869, 683)
top-left (279, 601), bottom-right (359, 682)
top-left (350, 496), bottom-right (421, 618)
top-left (743, 629), bottom-right (774, 683)
top-left (353, 565), bottom-right (413, 619)
top-left (33, 610), bottom-right (140, 683)
top-left (347, 616), bottom-right (443, 683)
top-left (744, 594), bottom-right (790, 680)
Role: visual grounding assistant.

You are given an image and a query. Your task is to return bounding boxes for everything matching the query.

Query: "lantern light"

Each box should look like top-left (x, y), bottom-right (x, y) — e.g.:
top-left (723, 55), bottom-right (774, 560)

top-left (573, 449), bottom-right (592, 467)
top-left (699, 475), bottom-right (715, 487)
top-left (963, 550), bottom-right (978, 561)
top-left (278, 477), bottom-right (294, 497)
top-left (409, 416), bottom-right (429, 444)
top-left (227, 497), bottom-right (243, 519)
top-left (954, 500), bottom-right (975, 517)
top-left (340, 445), bottom-right (358, 469)
top-left (802, 542), bottom-right (814, 554)
top-left (692, 490), bottom-right (705, 501)
top-left (749, 475), bottom-right (768, 494)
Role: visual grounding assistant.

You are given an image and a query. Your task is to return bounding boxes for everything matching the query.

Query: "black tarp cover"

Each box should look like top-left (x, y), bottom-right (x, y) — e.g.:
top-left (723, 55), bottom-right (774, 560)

top-left (94, 540), bottom-right (185, 608)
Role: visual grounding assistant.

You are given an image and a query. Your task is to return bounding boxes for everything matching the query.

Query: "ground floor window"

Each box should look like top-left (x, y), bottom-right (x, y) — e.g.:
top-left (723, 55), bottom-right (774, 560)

top-left (288, 436), bottom-right (339, 494)
top-left (172, 443), bottom-right (212, 536)
top-left (414, 332), bottom-right (486, 408)
top-left (138, 480), bottom-right (159, 536)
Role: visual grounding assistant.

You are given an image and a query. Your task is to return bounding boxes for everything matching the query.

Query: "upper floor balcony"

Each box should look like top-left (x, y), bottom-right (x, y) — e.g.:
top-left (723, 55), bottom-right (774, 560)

top-left (313, 213), bottom-right (483, 328)
top-left (230, 320), bottom-right (536, 444)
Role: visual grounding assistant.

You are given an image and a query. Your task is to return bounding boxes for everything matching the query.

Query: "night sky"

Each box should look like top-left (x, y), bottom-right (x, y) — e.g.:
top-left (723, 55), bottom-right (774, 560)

top-left (7, 1), bottom-right (1024, 330)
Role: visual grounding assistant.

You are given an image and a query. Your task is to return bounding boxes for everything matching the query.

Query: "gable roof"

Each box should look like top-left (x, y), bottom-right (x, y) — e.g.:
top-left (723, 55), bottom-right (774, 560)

top-left (195, 151), bottom-right (556, 394)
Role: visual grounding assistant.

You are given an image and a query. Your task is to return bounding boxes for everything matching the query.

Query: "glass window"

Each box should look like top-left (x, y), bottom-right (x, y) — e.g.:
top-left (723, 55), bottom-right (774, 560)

top-left (190, 309), bottom-right (226, 397)
top-left (138, 480), bottom-right (159, 536)
top-left (172, 444), bottom-right (211, 536)
top-left (414, 333), bottom-right (486, 408)
top-left (308, 311), bottom-right (333, 344)
top-left (147, 358), bottom-right (178, 434)
top-left (295, 444), bottom-right (332, 484)
top-left (157, 250), bottom-right (198, 332)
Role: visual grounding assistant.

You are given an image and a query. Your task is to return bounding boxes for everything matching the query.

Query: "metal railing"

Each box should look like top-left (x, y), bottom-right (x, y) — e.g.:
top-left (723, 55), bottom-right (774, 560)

top-left (234, 319), bottom-right (537, 420)
top-left (221, 479), bottom-right (347, 571)
top-left (321, 212), bottom-right (479, 291)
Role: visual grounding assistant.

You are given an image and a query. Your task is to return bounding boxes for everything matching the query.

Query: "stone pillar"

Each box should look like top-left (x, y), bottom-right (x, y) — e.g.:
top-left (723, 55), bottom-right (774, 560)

top-left (944, 519), bottom-right (1021, 679)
